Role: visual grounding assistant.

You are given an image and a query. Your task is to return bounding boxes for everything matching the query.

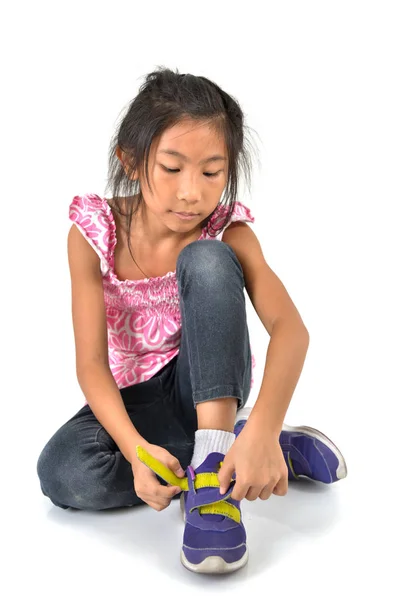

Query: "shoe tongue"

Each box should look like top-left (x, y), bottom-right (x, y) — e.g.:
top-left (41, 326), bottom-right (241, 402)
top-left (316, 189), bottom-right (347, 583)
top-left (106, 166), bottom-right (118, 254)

top-left (195, 451), bottom-right (225, 474)
top-left (192, 452), bottom-right (229, 522)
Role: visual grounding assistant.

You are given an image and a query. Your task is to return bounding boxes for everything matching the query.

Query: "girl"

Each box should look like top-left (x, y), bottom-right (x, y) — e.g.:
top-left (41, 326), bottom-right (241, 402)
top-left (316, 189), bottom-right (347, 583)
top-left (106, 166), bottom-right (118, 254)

top-left (37, 67), bottom-right (347, 575)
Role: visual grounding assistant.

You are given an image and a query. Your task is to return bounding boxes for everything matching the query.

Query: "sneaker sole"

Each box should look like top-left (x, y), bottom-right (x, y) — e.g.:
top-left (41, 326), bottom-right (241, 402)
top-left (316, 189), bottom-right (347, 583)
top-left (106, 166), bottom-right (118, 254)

top-left (179, 494), bottom-right (249, 574)
top-left (180, 547), bottom-right (249, 574)
top-left (281, 423), bottom-right (348, 480)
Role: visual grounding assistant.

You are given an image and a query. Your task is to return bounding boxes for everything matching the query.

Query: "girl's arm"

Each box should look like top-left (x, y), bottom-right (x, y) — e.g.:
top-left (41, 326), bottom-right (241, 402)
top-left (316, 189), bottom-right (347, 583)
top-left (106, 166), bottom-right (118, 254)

top-left (77, 362), bottom-right (144, 463)
top-left (67, 224), bottom-right (145, 464)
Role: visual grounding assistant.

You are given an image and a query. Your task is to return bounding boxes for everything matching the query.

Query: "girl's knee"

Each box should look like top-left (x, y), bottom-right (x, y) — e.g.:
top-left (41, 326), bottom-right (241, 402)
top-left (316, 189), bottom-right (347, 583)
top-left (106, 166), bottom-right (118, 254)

top-left (36, 432), bottom-right (136, 511)
top-left (36, 432), bottom-right (102, 510)
top-left (177, 239), bottom-right (237, 279)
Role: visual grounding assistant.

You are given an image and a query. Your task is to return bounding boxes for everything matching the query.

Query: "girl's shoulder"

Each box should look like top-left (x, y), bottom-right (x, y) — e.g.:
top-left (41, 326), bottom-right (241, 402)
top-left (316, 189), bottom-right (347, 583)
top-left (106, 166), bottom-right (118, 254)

top-left (69, 193), bottom-right (116, 276)
top-left (69, 192), bottom-right (114, 221)
top-left (207, 199), bottom-right (255, 239)
top-left (227, 200), bottom-right (255, 223)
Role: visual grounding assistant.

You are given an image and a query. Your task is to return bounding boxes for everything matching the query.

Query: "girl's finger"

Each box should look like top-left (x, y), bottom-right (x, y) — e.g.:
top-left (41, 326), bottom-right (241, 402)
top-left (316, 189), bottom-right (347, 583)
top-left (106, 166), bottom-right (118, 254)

top-left (272, 477), bottom-right (288, 496)
top-left (244, 486), bottom-right (261, 502)
top-left (230, 482), bottom-right (249, 502)
top-left (259, 483), bottom-right (275, 501)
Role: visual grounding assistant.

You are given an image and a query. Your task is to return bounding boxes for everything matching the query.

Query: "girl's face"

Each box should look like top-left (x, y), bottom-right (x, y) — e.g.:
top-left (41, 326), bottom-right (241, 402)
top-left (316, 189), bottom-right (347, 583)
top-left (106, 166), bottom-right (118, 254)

top-left (118, 119), bottom-right (229, 241)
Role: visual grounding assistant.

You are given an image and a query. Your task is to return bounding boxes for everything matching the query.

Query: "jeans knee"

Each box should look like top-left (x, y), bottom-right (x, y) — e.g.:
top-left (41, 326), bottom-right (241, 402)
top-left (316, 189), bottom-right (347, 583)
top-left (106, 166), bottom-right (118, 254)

top-left (36, 440), bottom-right (53, 487)
top-left (36, 436), bottom-right (104, 510)
top-left (177, 239), bottom-right (244, 285)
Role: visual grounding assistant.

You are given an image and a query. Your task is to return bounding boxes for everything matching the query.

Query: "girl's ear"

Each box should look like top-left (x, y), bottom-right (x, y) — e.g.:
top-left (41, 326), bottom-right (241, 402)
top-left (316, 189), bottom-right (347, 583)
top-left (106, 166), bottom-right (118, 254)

top-left (116, 146), bottom-right (123, 161)
top-left (116, 146), bottom-right (138, 180)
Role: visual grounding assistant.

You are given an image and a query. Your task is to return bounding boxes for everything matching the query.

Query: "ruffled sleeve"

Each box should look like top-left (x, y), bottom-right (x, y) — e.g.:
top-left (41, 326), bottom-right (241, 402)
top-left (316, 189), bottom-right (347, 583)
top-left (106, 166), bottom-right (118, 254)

top-left (207, 200), bottom-right (255, 240)
top-left (68, 193), bottom-right (115, 277)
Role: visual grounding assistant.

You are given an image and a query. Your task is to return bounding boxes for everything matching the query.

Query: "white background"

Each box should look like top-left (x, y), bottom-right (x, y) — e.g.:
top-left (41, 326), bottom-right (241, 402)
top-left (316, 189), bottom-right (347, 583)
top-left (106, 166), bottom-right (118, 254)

top-left (1, 0), bottom-right (399, 597)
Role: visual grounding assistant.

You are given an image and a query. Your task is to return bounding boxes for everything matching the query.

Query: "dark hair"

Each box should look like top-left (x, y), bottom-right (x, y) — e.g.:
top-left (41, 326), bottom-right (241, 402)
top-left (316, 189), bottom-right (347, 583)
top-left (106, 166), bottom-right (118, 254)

top-left (105, 66), bottom-right (258, 252)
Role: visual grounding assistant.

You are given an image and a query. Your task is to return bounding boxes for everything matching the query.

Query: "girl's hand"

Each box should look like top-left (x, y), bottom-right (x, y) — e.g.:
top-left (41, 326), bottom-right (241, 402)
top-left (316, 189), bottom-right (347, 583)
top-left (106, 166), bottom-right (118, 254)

top-left (130, 442), bottom-right (185, 511)
top-left (217, 420), bottom-right (289, 502)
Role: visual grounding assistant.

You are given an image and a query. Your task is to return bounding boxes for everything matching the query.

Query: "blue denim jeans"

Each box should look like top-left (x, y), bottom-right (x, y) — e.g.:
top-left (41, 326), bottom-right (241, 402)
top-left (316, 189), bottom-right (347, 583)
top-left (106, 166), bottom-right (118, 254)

top-left (37, 240), bottom-right (253, 510)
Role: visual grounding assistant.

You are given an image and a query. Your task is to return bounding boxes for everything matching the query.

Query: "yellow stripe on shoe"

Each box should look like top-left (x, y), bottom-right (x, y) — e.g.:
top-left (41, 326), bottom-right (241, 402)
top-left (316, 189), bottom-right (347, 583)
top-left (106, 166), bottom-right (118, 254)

top-left (135, 445), bottom-right (241, 523)
top-left (199, 501), bottom-right (240, 523)
top-left (287, 452), bottom-right (300, 479)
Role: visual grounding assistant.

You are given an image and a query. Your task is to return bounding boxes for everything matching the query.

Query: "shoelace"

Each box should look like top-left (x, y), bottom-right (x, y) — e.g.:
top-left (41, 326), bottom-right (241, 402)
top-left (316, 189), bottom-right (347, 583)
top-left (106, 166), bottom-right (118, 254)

top-left (136, 445), bottom-right (241, 523)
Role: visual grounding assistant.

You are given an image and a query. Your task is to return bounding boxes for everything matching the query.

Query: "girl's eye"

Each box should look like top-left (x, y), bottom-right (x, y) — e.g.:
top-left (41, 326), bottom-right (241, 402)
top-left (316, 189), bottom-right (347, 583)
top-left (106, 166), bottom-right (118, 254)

top-left (162, 166), bottom-right (220, 178)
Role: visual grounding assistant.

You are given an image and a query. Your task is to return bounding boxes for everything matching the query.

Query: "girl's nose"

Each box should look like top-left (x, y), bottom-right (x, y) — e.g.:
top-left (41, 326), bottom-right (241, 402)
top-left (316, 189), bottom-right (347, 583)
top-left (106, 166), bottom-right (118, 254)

top-left (177, 172), bottom-right (202, 201)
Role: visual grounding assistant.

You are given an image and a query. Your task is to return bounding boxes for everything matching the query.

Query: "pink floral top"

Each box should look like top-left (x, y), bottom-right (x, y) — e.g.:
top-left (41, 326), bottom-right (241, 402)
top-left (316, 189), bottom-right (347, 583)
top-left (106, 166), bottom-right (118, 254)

top-left (69, 193), bottom-right (256, 397)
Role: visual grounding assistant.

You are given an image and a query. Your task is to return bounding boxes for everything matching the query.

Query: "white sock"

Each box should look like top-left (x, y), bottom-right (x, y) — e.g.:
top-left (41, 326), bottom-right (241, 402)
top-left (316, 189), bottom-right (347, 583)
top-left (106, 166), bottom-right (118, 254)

top-left (190, 429), bottom-right (236, 470)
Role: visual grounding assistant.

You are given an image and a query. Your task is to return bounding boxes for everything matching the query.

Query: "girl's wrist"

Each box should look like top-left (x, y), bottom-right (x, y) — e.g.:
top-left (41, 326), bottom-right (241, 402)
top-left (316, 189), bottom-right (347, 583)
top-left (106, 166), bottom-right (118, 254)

top-left (246, 411), bottom-right (282, 440)
top-left (125, 436), bottom-right (147, 465)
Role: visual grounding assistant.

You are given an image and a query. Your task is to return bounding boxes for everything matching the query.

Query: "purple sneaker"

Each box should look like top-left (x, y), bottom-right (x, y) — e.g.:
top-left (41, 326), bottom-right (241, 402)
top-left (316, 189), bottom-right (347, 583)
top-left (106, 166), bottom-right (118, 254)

top-left (234, 407), bottom-right (347, 484)
top-left (180, 452), bottom-right (248, 574)
top-left (279, 424), bottom-right (347, 483)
